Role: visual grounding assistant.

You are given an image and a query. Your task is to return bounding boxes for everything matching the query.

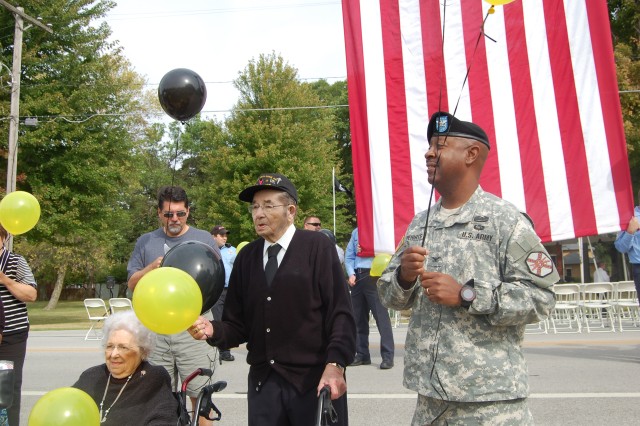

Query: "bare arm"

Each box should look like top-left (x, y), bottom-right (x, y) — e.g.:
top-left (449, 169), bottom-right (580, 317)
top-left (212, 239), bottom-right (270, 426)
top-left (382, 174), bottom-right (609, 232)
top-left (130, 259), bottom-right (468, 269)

top-left (0, 271), bottom-right (37, 302)
top-left (127, 256), bottom-right (163, 290)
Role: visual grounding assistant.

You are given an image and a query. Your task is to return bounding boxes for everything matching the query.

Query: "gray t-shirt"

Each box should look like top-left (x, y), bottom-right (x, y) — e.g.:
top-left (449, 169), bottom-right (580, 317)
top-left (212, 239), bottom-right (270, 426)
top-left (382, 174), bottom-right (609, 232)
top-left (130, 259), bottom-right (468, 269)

top-left (127, 227), bottom-right (219, 280)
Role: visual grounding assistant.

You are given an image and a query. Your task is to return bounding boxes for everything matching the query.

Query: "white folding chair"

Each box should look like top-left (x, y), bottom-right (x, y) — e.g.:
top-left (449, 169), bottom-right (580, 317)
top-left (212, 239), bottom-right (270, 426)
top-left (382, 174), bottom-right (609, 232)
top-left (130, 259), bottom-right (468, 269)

top-left (612, 281), bottom-right (640, 332)
top-left (108, 298), bottom-right (133, 314)
top-left (580, 282), bottom-right (616, 332)
top-left (525, 319), bottom-right (549, 334)
top-left (550, 284), bottom-right (582, 333)
top-left (84, 298), bottom-right (109, 340)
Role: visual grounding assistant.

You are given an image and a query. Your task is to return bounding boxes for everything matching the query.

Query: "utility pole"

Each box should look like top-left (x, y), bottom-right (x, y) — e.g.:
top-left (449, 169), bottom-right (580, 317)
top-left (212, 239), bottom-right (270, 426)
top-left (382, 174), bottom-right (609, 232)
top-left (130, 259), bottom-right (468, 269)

top-left (0, 0), bottom-right (52, 249)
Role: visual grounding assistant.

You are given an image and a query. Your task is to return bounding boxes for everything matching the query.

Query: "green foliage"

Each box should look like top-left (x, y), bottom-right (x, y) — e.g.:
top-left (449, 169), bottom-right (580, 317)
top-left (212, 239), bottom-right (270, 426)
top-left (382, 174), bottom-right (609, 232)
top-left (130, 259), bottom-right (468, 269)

top-left (306, 79), bottom-right (355, 243)
top-left (0, 0), bottom-right (161, 297)
top-left (178, 53), bottom-right (350, 244)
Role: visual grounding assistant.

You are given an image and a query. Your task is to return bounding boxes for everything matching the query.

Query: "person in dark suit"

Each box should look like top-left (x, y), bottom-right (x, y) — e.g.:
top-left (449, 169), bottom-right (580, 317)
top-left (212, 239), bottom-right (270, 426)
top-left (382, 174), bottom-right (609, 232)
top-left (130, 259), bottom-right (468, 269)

top-left (189, 173), bottom-right (356, 425)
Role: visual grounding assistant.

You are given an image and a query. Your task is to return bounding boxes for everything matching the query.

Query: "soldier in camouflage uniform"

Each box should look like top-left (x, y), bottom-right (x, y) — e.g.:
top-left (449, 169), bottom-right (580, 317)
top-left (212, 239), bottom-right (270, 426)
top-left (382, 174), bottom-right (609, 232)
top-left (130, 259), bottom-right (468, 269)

top-left (378, 112), bottom-right (558, 425)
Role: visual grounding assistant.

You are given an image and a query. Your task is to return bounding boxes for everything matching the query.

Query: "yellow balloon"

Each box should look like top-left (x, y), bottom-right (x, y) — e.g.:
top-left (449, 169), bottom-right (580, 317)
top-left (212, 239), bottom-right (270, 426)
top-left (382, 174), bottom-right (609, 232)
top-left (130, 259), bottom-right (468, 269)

top-left (0, 191), bottom-right (41, 235)
top-left (236, 241), bottom-right (250, 254)
top-left (370, 253), bottom-right (392, 277)
top-left (483, 0), bottom-right (516, 5)
top-left (28, 387), bottom-right (99, 426)
top-left (132, 267), bottom-right (203, 334)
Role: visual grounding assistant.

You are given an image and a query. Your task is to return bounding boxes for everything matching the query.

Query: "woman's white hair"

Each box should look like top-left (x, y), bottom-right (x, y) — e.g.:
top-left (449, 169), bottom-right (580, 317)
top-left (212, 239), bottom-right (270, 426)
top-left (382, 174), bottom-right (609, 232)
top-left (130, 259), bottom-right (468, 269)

top-left (102, 310), bottom-right (156, 360)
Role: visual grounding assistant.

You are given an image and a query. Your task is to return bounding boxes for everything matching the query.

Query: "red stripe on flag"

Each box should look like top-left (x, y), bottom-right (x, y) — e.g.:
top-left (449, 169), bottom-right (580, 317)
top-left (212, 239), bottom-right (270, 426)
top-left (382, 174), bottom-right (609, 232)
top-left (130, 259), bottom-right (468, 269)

top-left (544, 0), bottom-right (597, 236)
top-left (421, 1), bottom-right (448, 113)
top-left (461, 2), bottom-right (501, 197)
top-left (585, 0), bottom-right (635, 226)
top-left (380, 0), bottom-right (415, 248)
top-left (505, 1), bottom-right (552, 240)
top-left (341, 0), bottom-right (375, 254)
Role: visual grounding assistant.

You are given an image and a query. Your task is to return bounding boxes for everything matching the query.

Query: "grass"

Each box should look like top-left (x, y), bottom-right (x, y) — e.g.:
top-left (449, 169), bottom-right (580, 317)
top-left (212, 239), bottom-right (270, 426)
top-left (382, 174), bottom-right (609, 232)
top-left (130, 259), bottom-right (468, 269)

top-left (27, 300), bottom-right (94, 331)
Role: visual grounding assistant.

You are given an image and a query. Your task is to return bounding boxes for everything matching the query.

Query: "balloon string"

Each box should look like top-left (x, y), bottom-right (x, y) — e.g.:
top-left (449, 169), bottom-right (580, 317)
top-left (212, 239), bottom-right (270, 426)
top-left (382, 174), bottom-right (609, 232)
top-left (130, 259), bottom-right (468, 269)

top-left (451, 6), bottom-right (495, 118)
top-left (163, 125), bottom-right (183, 248)
top-left (170, 126), bottom-right (181, 189)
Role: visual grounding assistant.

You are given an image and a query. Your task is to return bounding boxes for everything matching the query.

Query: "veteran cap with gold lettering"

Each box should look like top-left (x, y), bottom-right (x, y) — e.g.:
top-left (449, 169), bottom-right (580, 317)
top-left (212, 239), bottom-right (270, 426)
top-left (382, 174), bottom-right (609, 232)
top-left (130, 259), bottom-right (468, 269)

top-left (239, 173), bottom-right (298, 203)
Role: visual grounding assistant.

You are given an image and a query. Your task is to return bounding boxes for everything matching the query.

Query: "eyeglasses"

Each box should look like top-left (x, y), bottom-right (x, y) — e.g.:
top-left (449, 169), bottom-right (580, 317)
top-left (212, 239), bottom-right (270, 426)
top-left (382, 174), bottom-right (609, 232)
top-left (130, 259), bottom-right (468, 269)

top-left (248, 203), bottom-right (290, 214)
top-left (105, 344), bottom-right (137, 354)
top-left (306, 222), bottom-right (321, 227)
top-left (162, 211), bottom-right (187, 218)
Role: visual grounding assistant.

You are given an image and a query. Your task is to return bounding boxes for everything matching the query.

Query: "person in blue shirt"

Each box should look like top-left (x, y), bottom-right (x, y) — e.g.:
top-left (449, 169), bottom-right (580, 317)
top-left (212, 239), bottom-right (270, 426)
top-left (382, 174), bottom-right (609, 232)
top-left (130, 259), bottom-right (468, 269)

top-left (345, 227), bottom-right (395, 369)
top-left (211, 225), bottom-right (237, 361)
top-left (614, 190), bottom-right (640, 300)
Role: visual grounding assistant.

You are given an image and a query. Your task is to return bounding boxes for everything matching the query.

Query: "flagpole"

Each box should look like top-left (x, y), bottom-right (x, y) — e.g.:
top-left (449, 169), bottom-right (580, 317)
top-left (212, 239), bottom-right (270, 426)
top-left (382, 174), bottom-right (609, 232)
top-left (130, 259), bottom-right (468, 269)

top-left (578, 237), bottom-right (584, 284)
top-left (586, 236), bottom-right (598, 280)
top-left (332, 167), bottom-right (336, 234)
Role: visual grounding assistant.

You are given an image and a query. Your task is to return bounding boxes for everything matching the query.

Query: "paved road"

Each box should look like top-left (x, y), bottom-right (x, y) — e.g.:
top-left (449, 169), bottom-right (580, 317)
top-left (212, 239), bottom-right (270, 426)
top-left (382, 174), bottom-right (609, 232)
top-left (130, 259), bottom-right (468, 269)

top-left (19, 326), bottom-right (640, 425)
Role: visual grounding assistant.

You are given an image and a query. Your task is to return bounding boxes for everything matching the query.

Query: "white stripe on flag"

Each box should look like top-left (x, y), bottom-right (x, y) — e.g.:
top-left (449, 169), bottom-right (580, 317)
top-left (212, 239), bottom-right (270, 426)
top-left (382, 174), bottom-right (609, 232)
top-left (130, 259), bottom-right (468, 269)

top-left (485, 5), bottom-right (525, 210)
top-left (565, 0), bottom-right (619, 234)
top-left (361, 2), bottom-right (394, 251)
top-left (523, 0), bottom-right (573, 240)
top-left (442, 3), bottom-right (472, 119)
top-left (400, 0), bottom-right (431, 215)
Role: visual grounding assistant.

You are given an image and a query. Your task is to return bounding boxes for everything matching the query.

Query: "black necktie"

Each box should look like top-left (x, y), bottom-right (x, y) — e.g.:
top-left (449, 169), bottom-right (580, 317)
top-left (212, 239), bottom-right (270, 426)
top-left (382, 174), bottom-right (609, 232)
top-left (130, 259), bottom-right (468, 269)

top-left (265, 244), bottom-right (281, 286)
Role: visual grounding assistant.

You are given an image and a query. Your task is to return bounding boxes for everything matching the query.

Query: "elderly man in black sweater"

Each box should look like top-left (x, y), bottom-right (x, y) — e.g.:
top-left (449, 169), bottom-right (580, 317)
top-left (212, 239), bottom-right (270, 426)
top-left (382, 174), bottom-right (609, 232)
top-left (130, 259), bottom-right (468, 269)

top-left (190, 173), bottom-right (356, 425)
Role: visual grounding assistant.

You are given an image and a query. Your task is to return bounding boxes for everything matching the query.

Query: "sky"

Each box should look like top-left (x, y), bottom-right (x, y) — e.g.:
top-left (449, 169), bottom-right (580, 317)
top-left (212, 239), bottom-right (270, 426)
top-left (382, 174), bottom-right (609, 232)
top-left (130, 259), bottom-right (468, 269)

top-left (104, 0), bottom-right (347, 121)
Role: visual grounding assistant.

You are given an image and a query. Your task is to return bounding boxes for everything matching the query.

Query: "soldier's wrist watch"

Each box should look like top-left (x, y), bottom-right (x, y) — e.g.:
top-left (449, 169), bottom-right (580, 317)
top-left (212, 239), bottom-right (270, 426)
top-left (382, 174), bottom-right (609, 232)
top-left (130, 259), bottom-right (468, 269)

top-left (460, 279), bottom-right (476, 309)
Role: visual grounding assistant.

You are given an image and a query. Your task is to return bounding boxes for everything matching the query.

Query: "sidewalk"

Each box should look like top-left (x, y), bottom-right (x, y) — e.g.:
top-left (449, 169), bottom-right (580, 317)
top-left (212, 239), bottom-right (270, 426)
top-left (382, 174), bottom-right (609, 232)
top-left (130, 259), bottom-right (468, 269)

top-left (21, 326), bottom-right (640, 425)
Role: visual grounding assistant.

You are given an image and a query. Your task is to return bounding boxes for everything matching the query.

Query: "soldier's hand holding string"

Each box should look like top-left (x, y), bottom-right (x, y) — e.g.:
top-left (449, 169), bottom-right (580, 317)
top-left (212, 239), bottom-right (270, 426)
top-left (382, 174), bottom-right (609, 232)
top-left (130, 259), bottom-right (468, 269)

top-left (397, 246), bottom-right (428, 289)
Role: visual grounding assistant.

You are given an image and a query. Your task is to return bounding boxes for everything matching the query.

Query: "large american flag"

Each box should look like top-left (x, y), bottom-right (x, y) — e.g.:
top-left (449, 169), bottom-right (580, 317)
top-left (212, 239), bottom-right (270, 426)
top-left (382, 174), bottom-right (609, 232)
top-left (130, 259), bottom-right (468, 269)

top-left (341, 0), bottom-right (634, 256)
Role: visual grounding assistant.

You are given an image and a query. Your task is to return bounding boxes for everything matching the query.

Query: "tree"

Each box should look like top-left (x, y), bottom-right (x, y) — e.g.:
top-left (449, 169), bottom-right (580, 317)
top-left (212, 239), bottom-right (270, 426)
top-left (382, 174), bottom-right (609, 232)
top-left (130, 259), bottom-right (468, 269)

top-left (192, 53), bottom-right (347, 243)
top-left (0, 0), bottom-right (160, 307)
top-left (307, 79), bottom-right (355, 244)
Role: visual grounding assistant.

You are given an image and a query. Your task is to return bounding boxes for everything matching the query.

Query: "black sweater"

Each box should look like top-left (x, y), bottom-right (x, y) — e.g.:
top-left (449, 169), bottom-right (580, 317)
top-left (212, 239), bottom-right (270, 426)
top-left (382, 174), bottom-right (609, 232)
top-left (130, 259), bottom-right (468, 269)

top-left (210, 229), bottom-right (356, 393)
top-left (73, 361), bottom-right (178, 426)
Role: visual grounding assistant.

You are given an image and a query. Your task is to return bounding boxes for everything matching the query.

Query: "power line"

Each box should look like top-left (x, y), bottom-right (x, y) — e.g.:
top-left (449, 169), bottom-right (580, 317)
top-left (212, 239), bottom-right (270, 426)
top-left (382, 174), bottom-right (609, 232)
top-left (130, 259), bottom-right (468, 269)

top-left (0, 104), bottom-right (349, 123)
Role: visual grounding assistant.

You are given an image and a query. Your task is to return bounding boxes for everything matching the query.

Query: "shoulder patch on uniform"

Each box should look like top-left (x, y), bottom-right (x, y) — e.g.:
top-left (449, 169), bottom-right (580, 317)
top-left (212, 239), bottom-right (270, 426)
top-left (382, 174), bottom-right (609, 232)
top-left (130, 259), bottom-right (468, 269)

top-left (525, 252), bottom-right (554, 277)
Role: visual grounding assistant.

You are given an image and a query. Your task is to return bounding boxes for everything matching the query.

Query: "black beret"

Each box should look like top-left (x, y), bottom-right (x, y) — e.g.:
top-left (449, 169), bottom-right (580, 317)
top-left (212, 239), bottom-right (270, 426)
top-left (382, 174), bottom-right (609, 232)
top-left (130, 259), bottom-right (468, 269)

top-left (427, 111), bottom-right (490, 150)
top-left (239, 173), bottom-right (298, 203)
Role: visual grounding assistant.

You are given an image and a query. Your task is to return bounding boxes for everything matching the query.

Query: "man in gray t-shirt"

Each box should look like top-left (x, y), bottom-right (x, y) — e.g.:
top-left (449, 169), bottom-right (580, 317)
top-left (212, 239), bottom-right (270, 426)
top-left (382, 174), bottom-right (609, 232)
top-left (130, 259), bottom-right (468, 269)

top-left (127, 185), bottom-right (220, 426)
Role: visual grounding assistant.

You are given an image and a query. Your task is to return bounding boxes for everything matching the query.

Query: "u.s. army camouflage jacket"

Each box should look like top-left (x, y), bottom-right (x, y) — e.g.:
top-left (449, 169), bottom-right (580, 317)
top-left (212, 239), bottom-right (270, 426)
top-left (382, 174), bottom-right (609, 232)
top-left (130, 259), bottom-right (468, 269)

top-left (377, 186), bottom-right (558, 402)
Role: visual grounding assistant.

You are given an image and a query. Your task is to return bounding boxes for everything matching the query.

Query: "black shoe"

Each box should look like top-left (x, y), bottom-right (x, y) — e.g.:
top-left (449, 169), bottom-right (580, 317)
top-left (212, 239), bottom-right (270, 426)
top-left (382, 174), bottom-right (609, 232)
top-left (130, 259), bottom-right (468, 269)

top-left (350, 356), bottom-right (371, 366)
top-left (220, 352), bottom-right (235, 362)
top-left (380, 359), bottom-right (394, 369)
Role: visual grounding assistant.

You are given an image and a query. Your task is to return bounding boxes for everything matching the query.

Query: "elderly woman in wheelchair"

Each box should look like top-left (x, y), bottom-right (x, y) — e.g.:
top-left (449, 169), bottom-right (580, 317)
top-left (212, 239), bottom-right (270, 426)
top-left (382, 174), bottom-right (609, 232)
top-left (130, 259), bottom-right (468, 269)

top-left (73, 310), bottom-right (178, 425)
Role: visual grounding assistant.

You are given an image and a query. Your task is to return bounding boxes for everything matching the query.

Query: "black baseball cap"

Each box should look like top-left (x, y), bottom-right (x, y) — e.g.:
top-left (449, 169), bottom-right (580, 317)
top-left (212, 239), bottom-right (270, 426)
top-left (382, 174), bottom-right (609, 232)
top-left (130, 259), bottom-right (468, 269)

top-left (210, 225), bottom-right (230, 235)
top-left (427, 111), bottom-right (490, 149)
top-left (239, 173), bottom-right (298, 203)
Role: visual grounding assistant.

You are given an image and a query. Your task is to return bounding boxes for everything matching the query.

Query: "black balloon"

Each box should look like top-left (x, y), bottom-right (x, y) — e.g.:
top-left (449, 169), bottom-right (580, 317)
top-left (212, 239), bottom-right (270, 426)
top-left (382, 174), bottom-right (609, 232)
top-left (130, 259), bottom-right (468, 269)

top-left (161, 240), bottom-right (225, 314)
top-left (158, 68), bottom-right (207, 122)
